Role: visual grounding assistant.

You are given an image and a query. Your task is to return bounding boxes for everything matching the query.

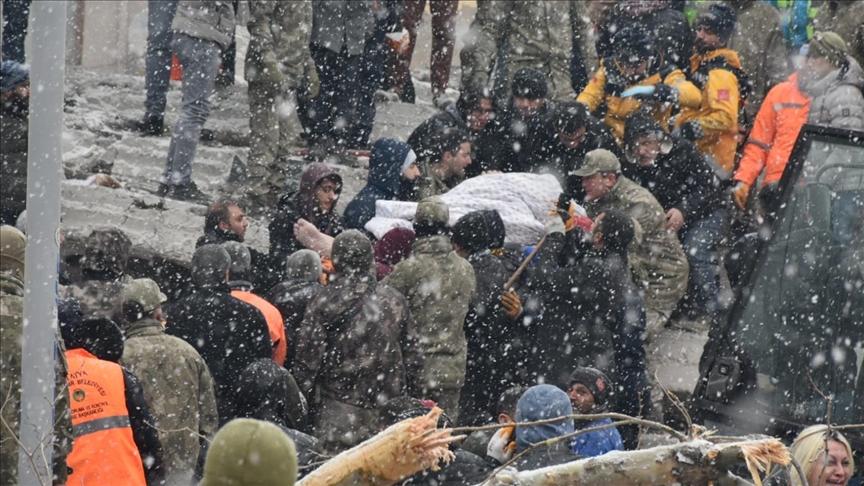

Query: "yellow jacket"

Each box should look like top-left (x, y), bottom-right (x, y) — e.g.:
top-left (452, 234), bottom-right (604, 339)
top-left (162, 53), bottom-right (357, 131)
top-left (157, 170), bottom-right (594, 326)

top-left (675, 48), bottom-right (743, 173)
top-left (577, 58), bottom-right (701, 144)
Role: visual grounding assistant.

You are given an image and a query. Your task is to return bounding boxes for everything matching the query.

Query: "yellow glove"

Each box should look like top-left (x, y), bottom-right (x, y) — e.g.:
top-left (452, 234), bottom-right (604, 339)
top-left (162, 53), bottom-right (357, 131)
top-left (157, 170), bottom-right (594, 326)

top-left (732, 181), bottom-right (751, 210)
top-left (501, 291), bottom-right (522, 319)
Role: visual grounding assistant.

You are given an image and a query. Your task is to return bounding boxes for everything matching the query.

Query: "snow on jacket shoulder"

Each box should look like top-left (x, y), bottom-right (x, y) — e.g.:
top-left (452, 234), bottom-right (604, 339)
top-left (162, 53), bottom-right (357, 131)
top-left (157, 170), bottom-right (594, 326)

top-left (172, 0), bottom-right (237, 50)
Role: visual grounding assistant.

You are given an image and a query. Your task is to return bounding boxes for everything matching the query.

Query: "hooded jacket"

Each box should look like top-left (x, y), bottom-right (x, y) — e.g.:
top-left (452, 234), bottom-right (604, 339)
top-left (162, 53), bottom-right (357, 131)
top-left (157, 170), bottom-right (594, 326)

top-left (577, 56), bottom-right (702, 144)
top-left (734, 60), bottom-right (864, 188)
top-left (270, 163), bottom-right (344, 264)
top-left (234, 358), bottom-right (308, 432)
top-left (514, 385), bottom-right (582, 470)
top-left (374, 227), bottom-right (416, 281)
top-left (675, 48), bottom-right (744, 174)
top-left (165, 282), bottom-right (272, 424)
top-left (621, 113), bottom-right (724, 225)
top-left (293, 231), bottom-right (423, 411)
top-left (529, 232), bottom-right (650, 418)
top-left (344, 139), bottom-right (412, 231)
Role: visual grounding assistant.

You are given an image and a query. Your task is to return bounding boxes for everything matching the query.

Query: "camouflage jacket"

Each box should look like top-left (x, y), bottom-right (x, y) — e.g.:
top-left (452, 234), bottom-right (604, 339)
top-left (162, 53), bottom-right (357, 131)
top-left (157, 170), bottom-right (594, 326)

top-left (245, 0), bottom-right (315, 88)
top-left (460, 0), bottom-right (598, 101)
top-left (59, 274), bottom-right (132, 323)
top-left (382, 236), bottom-right (476, 388)
top-left (1, 276), bottom-right (73, 486)
top-left (417, 159), bottom-right (460, 200)
top-left (120, 318), bottom-right (219, 484)
top-left (584, 177), bottom-right (689, 311)
top-left (293, 277), bottom-right (423, 408)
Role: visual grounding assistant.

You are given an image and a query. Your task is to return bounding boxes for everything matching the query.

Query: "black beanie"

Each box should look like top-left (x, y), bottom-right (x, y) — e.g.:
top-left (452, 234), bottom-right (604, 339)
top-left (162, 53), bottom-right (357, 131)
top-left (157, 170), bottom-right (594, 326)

top-left (696, 4), bottom-right (737, 43)
top-left (452, 211), bottom-right (491, 255)
top-left (480, 210), bottom-right (506, 250)
top-left (512, 68), bottom-right (548, 100)
top-left (613, 23), bottom-right (656, 63)
top-left (568, 367), bottom-right (613, 408)
top-left (624, 111), bottom-right (665, 148)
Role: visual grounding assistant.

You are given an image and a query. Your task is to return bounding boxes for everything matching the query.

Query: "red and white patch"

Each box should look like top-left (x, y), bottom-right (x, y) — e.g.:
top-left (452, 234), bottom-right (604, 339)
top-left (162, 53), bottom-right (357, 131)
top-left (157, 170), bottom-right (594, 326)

top-left (717, 89), bottom-right (730, 101)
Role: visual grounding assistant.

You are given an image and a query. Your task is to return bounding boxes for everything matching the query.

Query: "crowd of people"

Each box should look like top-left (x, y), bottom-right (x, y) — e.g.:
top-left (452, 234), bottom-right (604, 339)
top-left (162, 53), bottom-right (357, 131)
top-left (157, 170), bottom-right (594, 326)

top-left (2, 0), bottom-right (864, 485)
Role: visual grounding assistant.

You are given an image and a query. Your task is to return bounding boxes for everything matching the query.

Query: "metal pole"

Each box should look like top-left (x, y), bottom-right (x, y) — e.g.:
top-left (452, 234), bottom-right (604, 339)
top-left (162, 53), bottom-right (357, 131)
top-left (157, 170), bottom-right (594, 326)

top-left (19, 1), bottom-right (66, 484)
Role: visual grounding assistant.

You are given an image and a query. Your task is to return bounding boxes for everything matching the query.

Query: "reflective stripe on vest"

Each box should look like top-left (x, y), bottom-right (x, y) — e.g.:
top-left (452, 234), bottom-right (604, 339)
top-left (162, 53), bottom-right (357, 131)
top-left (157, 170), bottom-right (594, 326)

top-left (65, 348), bottom-right (147, 486)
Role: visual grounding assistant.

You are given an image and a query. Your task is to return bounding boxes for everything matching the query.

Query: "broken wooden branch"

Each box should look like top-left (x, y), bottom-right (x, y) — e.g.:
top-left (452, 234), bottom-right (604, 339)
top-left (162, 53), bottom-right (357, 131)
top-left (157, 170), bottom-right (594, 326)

top-left (298, 407), bottom-right (464, 486)
top-left (481, 438), bottom-right (789, 486)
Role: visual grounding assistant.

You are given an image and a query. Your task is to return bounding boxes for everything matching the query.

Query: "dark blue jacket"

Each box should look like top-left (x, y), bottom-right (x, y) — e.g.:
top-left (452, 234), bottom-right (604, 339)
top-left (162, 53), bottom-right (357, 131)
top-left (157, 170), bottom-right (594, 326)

top-left (513, 385), bottom-right (583, 471)
top-left (570, 417), bottom-right (624, 457)
top-left (344, 139), bottom-right (412, 231)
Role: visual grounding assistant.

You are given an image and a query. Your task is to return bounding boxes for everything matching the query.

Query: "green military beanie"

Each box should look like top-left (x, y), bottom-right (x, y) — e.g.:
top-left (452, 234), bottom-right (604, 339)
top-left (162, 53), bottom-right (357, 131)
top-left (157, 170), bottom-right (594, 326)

top-left (201, 419), bottom-right (298, 486)
top-left (0, 225), bottom-right (26, 282)
top-left (809, 31), bottom-right (848, 67)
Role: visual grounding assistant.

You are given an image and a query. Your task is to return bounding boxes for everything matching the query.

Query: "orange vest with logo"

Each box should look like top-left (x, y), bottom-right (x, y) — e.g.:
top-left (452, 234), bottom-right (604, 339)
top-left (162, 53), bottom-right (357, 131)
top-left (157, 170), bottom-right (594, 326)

top-left (65, 348), bottom-right (147, 486)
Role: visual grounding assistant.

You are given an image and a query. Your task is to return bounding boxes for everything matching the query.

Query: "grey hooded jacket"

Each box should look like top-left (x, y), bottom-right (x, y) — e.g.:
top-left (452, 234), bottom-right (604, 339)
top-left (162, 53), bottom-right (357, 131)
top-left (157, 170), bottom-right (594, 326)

top-left (804, 56), bottom-right (864, 131)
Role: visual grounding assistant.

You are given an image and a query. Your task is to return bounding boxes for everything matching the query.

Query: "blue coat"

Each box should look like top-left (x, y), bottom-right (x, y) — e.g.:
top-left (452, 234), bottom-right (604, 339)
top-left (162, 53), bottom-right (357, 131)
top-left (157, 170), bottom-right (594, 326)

top-left (344, 139), bottom-right (412, 231)
top-left (570, 417), bottom-right (624, 457)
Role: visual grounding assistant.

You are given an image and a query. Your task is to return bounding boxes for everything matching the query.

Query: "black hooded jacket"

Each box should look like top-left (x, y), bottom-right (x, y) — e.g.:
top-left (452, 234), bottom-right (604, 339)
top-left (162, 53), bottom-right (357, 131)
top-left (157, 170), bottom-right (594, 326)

top-left (344, 139), bottom-right (413, 231)
top-left (621, 113), bottom-right (725, 226)
top-left (164, 282), bottom-right (272, 424)
top-left (234, 358), bottom-right (308, 432)
top-left (263, 279), bottom-right (323, 371)
top-left (528, 232), bottom-right (650, 419)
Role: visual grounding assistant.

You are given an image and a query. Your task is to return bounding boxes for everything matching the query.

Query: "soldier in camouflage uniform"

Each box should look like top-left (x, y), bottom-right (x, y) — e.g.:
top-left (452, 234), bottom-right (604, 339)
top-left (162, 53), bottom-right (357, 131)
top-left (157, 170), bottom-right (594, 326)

top-left (382, 198), bottom-right (476, 424)
top-left (572, 150), bottom-right (689, 338)
top-left (1, 225), bottom-right (73, 486)
top-left (294, 230), bottom-right (423, 453)
top-left (460, 0), bottom-right (598, 102)
top-left (244, 0), bottom-right (320, 215)
top-left (60, 227), bottom-right (133, 322)
top-left (120, 278), bottom-right (218, 485)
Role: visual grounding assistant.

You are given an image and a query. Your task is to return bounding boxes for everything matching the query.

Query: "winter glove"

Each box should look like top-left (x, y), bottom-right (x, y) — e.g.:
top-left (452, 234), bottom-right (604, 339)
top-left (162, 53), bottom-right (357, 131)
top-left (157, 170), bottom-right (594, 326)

top-left (620, 85), bottom-right (655, 99)
top-left (486, 426), bottom-right (516, 464)
top-left (676, 120), bottom-right (704, 141)
top-left (300, 64), bottom-right (320, 103)
top-left (732, 181), bottom-right (751, 210)
top-left (258, 61), bottom-right (285, 89)
top-left (501, 291), bottom-right (523, 319)
top-left (545, 215), bottom-right (566, 236)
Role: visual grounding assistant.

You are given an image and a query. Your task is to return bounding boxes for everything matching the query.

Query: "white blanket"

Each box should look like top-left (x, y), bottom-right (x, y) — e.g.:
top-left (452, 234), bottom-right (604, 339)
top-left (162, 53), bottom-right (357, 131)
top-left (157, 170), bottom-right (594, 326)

top-left (365, 173), bottom-right (583, 245)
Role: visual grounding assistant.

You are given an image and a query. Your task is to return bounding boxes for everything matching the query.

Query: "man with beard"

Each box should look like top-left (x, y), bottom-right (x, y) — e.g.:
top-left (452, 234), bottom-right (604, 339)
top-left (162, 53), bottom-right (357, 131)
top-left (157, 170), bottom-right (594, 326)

top-left (493, 68), bottom-right (557, 173)
top-left (344, 139), bottom-right (422, 231)
top-left (417, 127), bottom-right (473, 199)
top-left (577, 24), bottom-right (701, 145)
top-left (408, 87), bottom-right (498, 177)
top-left (732, 31), bottom-right (864, 211)
top-left (0, 61), bottom-right (29, 225)
top-left (674, 3), bottom-right (743, 178)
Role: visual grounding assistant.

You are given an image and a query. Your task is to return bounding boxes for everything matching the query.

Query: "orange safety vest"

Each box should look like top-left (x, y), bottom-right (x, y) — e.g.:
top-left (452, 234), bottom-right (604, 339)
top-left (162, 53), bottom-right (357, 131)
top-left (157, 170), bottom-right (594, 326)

top-left (65, 348), bottom-right (147, 486)
top-left (232, 290), bottom-right (288, 367)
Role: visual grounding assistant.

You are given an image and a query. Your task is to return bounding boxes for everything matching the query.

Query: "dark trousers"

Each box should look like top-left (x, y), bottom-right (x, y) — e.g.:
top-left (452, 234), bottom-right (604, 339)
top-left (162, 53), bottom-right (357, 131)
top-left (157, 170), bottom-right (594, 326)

top-left (299, 44), bottom-right (363, 149)
top-left (389, 0), bottom-right (458, 100)
top-left (1, 0), bottom-right (30, 63)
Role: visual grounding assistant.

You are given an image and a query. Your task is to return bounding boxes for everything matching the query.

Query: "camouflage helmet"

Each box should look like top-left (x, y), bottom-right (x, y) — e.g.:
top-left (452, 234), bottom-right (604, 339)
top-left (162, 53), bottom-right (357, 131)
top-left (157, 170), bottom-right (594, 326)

top-left (122, 278), bottom-right (167, 314)
top-left (0, 225), bottom-right (26, 282)
top-left (415, 197), bottom-right (450, 226)
top-left (83, 227), bottom-right (132, 275)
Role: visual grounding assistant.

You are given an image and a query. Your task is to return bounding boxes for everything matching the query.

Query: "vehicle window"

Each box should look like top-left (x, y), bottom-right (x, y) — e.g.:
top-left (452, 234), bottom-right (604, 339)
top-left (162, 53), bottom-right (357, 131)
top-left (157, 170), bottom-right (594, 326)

top-left (735, 139), bottom-right (864, 424)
